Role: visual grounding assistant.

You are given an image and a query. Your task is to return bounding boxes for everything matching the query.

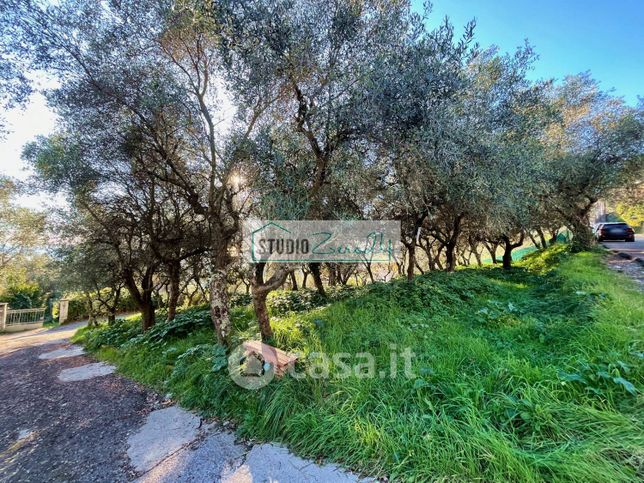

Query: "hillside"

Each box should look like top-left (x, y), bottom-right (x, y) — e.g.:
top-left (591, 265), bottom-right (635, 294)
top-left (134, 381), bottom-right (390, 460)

top-left (74, 245), bottom-right (644, 481)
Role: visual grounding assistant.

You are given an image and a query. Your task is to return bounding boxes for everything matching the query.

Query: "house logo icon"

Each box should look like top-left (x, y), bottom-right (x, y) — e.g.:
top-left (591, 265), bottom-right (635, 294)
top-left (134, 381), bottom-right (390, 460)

top-left (250, 221), bottom-right (291, 262)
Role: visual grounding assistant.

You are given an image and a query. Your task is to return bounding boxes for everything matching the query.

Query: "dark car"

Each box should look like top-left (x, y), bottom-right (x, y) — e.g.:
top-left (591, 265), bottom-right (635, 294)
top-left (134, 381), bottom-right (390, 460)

top-left (596, 222), bottom-right (635, 242)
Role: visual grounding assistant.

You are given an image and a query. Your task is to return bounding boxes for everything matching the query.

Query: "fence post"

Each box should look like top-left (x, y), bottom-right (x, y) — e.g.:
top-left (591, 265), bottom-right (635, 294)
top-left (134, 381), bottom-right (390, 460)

top-left (0, 303), bottom-right (7, 332)
top-left (59, 299), bottom-right (69, 325)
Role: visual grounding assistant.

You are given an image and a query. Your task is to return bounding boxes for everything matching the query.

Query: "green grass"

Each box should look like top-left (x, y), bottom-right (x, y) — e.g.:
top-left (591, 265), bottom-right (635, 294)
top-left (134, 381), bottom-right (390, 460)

top-left (73, 245), bottom-right (644, 481)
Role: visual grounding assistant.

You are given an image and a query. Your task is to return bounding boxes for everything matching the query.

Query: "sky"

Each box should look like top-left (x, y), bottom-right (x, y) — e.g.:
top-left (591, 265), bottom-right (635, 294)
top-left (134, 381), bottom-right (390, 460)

top-left (420, 0), bottom-right (643, 104)
top-left (1, 93), bottom-right (59, 209)
top-left (2, 0), bottom-right (643, 209)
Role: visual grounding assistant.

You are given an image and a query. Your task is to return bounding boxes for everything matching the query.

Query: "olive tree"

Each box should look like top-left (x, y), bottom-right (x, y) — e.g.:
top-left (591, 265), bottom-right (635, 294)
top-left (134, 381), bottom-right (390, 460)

top-left (542, 74), bottom-right (644, 250)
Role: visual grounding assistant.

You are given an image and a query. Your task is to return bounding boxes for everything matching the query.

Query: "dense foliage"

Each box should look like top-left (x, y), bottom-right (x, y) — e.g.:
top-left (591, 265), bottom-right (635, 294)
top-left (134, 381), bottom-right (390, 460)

top-left (2, 1), bottom-right (641, 479)
top-left (0, 176), bottom-right (52, 309)
top-left (1, 0), bottom-right (641, 340)
top-left (50, 290), bottom-right (139, 323)
top-left (74, 245), bottom-right (643, 481)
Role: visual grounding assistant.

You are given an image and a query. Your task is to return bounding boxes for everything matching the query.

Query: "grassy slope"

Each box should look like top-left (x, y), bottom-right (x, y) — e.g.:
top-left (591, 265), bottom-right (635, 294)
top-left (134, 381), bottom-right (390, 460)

top-left (74, 246), bottom-right (643, 482)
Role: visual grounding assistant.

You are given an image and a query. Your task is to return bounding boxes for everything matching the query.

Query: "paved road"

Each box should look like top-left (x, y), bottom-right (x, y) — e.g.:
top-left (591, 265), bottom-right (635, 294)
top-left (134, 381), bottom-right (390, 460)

top-left (0, 324), bottom-right (364, 482)
top-left (601, 233), bottom-right (644, 258)
top-left (602, 234), bottom-right (644, 289)
top-left (0, 322), bottom-right (86, 356)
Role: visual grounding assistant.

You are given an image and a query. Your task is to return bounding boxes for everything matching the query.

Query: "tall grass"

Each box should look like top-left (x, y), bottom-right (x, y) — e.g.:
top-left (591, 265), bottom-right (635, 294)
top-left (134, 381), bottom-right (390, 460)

top-left (74, 246), bottom-right (643, 481)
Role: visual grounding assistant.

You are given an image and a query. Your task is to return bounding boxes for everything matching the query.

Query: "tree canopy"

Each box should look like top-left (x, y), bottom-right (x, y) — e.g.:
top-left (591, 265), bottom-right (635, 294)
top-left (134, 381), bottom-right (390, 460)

top-left (2, 0), bottom-right (642, 339)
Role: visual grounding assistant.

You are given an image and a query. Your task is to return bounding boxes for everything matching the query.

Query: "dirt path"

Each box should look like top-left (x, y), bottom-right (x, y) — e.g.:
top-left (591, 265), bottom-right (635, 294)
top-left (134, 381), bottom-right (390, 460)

top-left (0, 322), bottom-right (87, 356)
top-left (0, 326), bottom-right (365, 482)
top-left (0, 340), bottom-right (160, 482)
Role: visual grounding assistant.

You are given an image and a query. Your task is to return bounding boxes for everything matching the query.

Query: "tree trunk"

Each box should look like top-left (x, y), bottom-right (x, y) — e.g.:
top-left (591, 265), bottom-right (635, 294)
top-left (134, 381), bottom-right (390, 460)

top-left (422, 244), bottom-right (435, 271)
top-left (434, 244), bottom-right (444, 270)
top-left (445, 241), bottom-right (457, 272)
top-left (252, 290), bottom-right (272, 340)
top-left (302, 271), bottom-right (309, 288)
top-left (442, 214), bottom-right (463, 272)
top-left (501, 236), bottom-right (513, 270)
top-left (123, 268), bottom-right (157, 331)
top-left (406, 242), bottom-right (416, 282)
top-left (84, 292), bottom-right (96, 327)
top-left (472, 248), bottom-right (482, 267)
top-left (309, 263), bottom-right (326, 297)
top-left (528, 232), bottom-right (540, 249)
top-left (251, 263), bottom-right (290, 341)
top-left (140, 298), bottom-right (156, 331)
top-left (108, 286), bottom-right (121, 325)
top-left (395, 257), bottom-right (405, 277)
top-left (210, 269), bottom-right (231, 345)
top-left (501, 233), bottom-right (524, 270)
top-left (166, 261), bottom-right (181, 322)
top-left (536, 228), bottom-right (548, 250)
top-left (186, 287), bottom-right (197, 306)
top-left (328, 264), bottom-right (337, 286)
top-left (289, 271), bottom-right (298, 291)
top-left (569, 209), bottom-right (594, 252)
top-left (364, 261), bottom-right (375, 283)
top-left (467, 238), bottom-right (482, 267)
top-left (483, 241), bottom-right (498, 264)
top-left (549, 229), bottom-right (559, 246)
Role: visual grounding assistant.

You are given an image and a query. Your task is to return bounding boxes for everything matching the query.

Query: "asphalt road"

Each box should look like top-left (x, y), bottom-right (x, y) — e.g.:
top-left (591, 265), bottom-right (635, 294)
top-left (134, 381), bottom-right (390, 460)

top-left (601, 233), bottom-right (644, 258)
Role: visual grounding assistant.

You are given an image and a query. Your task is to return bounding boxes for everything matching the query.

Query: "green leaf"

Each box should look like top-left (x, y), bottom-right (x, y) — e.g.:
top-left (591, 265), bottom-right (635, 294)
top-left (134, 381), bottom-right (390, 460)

top-left (413, 379), bottom-right (429, 389)
top-left (615, 360), bottom-right (630, 373)
top-left (612, 377), bottom-right (638, 395)
top-left (596, 370), bottom-right (612, 380)
top-left (557, 370), bottom-right (587, 384)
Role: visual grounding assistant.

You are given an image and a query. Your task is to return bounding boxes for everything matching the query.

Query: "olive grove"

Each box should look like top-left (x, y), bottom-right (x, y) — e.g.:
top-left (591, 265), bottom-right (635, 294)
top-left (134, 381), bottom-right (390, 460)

top-left (2, 0), bottom-right (642, 343)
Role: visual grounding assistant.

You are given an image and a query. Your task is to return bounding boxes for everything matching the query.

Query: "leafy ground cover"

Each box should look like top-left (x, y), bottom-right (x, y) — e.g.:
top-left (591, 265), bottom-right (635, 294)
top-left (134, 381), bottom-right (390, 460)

top-left (73, 245), bottom-right (643, 481)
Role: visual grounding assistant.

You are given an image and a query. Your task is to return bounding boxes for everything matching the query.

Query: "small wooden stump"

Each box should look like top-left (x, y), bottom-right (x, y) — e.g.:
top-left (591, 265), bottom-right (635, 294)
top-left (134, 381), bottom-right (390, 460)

top-left (242, 340), bottom-right (298, 377)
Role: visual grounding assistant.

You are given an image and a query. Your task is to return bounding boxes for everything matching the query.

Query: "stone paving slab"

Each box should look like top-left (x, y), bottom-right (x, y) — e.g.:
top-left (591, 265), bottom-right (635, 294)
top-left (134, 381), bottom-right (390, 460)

top-left (222, 443), bottom-right (362, 482)
top-left (57, 362), bottom-right (116, 382)
top-left (38, 345), bottom-right (85, 360)
top-left (136, 430), bottom-right (245, 483)
top-left (127, 406), bottom-right (202, 473)
top-left (130, 407), bottom-right (364, 482)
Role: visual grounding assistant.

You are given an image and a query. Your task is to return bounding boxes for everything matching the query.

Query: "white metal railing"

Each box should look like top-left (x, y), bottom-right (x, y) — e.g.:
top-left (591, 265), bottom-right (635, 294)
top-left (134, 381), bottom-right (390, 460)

top-left (5, 308), bottom-right (46, 326)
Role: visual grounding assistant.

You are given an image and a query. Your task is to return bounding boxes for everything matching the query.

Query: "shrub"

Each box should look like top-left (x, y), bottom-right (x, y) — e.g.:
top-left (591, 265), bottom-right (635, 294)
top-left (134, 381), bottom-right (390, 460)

top-left (267, 285), bottom-right (359, 315)
top-left (0, 282), bottom-right (46, 309)
top-left (78, 317), bottom-right (143, 351)
top-left (52, 289), bottom-right (139, 321)
top-left (267, 289), bottom-right (326, 314)
top-left (133, 307), bottom-right (212, 346)
top-left (230, 293), bottom-right (252, 308)
top-left (74, 305), bottom-right (216, 350)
